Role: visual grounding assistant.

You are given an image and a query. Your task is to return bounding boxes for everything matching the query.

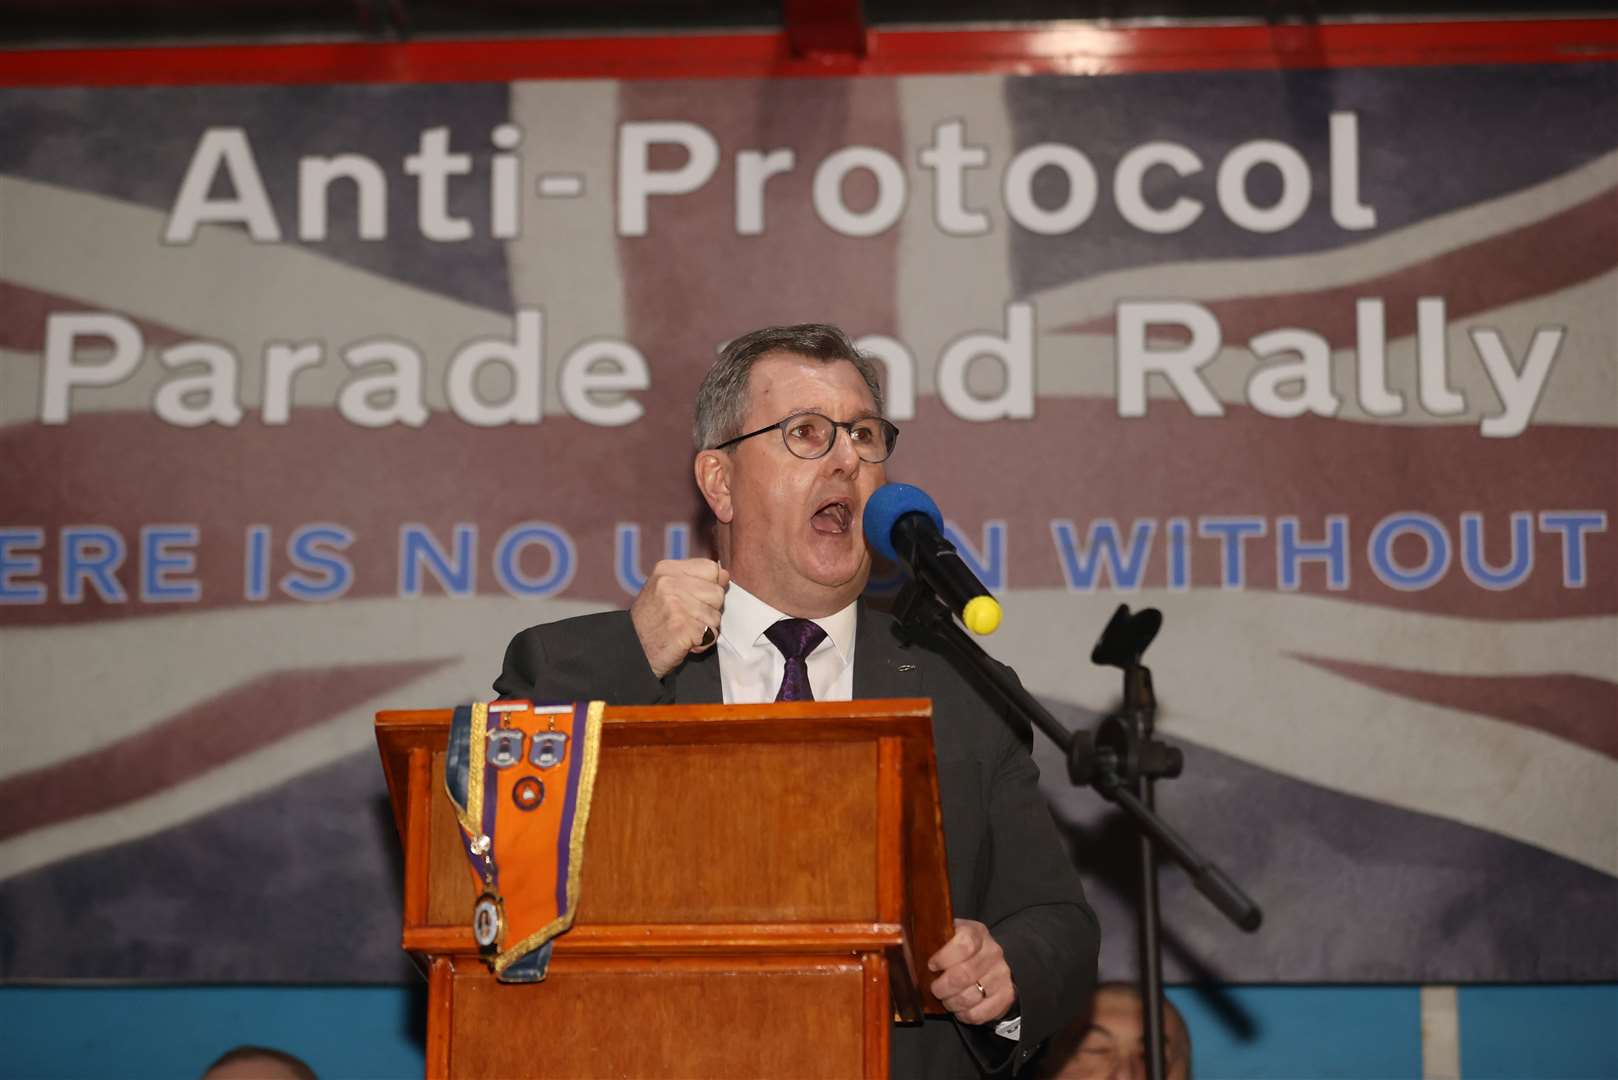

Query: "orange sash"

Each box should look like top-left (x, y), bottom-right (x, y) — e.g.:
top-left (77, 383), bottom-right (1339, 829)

top-left (444, 699), bottom-right (603, 981)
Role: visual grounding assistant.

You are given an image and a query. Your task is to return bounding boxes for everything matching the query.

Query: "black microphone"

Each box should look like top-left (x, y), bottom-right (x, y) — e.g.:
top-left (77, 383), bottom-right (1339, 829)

top-left (863, 483), bottom-right (1002, 635)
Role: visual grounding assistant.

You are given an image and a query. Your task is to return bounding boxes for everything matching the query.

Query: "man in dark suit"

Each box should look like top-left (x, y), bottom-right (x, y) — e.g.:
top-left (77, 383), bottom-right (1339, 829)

top-left (496, 324), bottom-right (1099, 1077)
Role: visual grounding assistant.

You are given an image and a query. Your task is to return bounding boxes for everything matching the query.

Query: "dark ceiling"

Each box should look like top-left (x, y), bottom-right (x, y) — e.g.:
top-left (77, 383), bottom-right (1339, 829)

top-left (0, 1), bottom-right (1611, 49)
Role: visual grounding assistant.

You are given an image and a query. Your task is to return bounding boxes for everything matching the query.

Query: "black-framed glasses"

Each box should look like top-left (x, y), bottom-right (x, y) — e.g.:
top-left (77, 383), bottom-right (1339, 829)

top-left (713, 411), bottom-right (899, 464)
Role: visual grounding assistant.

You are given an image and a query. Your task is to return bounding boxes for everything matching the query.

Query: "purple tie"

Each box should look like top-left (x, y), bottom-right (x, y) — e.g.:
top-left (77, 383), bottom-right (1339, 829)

top-left (765, 618), bottom-right (827, 702)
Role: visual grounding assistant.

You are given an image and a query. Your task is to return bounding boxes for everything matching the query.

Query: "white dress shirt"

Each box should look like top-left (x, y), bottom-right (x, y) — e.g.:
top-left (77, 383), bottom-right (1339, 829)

top-left (715, 580), bottom-right (857, 704)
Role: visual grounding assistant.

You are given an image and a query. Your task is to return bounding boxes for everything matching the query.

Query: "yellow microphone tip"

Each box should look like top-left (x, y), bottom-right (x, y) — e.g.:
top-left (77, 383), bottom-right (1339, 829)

top-left (962, 596), bottom-right (1002, 635)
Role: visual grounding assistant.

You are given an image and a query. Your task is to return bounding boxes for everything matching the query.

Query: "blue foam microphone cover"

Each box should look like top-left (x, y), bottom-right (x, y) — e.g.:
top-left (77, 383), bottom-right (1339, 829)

top-left (862, 482), bottom-right (944, 563)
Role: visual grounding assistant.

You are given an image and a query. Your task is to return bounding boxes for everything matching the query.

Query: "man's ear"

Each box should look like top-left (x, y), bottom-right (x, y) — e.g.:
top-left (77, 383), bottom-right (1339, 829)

top-left (694, 449), bottom-right (733, 523)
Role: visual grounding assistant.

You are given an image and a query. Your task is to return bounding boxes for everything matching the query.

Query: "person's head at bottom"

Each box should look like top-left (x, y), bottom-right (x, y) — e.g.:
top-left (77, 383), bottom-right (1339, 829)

top-left (200, 1045), bottom-right (317, 1080)
top-left (1036, 981), bottom-right (1191, 1080)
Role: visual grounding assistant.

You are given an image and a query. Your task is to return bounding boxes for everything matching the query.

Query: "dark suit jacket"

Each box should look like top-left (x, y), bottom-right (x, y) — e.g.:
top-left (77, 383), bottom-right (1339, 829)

top-left (495, 600), bottom-right (1100, 1078)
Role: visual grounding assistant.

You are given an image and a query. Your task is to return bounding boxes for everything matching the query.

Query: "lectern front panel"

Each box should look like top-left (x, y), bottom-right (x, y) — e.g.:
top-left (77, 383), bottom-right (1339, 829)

top-left (448, 957), bottom-right (867, 1078)
top-left (580, 740), bottom-right (878, 922)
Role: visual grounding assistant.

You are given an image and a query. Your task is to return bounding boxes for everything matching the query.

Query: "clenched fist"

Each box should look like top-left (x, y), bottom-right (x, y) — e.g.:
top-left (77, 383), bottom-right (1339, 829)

top-left (630, 558), bottom-right (730, 678)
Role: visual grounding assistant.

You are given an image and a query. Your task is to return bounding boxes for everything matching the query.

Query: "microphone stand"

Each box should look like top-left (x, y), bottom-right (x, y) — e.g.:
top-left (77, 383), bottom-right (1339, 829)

top-left (892, 583), bottom-right (1262, 1080)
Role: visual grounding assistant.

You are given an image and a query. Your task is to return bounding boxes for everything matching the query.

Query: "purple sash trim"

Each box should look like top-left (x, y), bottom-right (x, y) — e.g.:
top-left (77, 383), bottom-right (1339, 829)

top-left (553, 701), bottom-right (588, 915)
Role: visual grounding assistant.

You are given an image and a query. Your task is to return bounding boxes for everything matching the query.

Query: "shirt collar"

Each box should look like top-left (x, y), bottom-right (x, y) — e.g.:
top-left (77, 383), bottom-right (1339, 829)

top-left (720, 579), bottom-right (857, 662)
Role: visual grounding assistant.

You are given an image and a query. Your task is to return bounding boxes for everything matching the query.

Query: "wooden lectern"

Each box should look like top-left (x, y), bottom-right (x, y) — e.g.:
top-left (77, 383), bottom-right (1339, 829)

top-left (375, 698), bottom-right (954, 1079)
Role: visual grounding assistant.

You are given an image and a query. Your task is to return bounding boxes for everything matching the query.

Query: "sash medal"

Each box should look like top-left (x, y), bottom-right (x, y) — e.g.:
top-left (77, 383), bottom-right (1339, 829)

top-left (444, 700), bottom-right (604, 982)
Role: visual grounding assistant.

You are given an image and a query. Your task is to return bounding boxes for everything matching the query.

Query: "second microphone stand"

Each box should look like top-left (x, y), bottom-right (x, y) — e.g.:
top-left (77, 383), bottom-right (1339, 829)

top-left (893, 583), bottom-right (1262, 1080)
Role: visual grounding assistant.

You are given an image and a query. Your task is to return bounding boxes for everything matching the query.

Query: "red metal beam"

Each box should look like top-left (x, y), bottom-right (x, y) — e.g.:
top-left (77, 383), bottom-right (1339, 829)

top-left (784, 0), bottom-right (868, 59)
top-left (0, 19), bottom-right (1613, 86)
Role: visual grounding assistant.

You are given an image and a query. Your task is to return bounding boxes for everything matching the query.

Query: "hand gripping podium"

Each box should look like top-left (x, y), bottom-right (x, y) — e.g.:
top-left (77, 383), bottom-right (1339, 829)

top-left (375, 699), bottom-right (954, 1079)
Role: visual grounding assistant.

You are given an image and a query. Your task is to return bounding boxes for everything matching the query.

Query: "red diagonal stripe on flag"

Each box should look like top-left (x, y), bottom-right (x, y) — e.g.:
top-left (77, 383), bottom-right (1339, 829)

top-left (0, 280), bottom-right (195, 353)
top-left (0, 657), bottom-right (455, 842)
top-left (1293, 653), bottom-right (1618, 759)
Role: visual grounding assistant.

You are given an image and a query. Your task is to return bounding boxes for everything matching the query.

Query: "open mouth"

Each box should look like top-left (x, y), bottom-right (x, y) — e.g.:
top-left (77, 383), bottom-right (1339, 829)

top-left (811, 498), bottom-right (853, 535)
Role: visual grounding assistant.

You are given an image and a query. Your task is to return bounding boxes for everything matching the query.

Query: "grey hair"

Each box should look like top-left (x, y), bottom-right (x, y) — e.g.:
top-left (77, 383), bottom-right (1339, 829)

top-left (693, 324), bottom-right (886, 450)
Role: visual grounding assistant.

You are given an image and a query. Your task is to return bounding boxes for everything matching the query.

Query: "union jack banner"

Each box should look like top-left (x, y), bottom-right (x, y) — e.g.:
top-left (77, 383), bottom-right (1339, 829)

top-left (1, 59), bottom-right (1612, 983)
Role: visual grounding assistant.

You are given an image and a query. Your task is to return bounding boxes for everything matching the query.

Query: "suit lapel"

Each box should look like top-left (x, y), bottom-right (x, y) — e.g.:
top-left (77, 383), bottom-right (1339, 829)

top-left (671, 645), bottom-right (724, 705)
top-left (853, 599), bottom-right (923, 701)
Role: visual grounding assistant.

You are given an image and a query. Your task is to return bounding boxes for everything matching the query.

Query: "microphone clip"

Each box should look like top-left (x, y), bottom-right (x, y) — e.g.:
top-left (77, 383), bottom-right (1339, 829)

top-left (890, 578), bottom-right (956, 645)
